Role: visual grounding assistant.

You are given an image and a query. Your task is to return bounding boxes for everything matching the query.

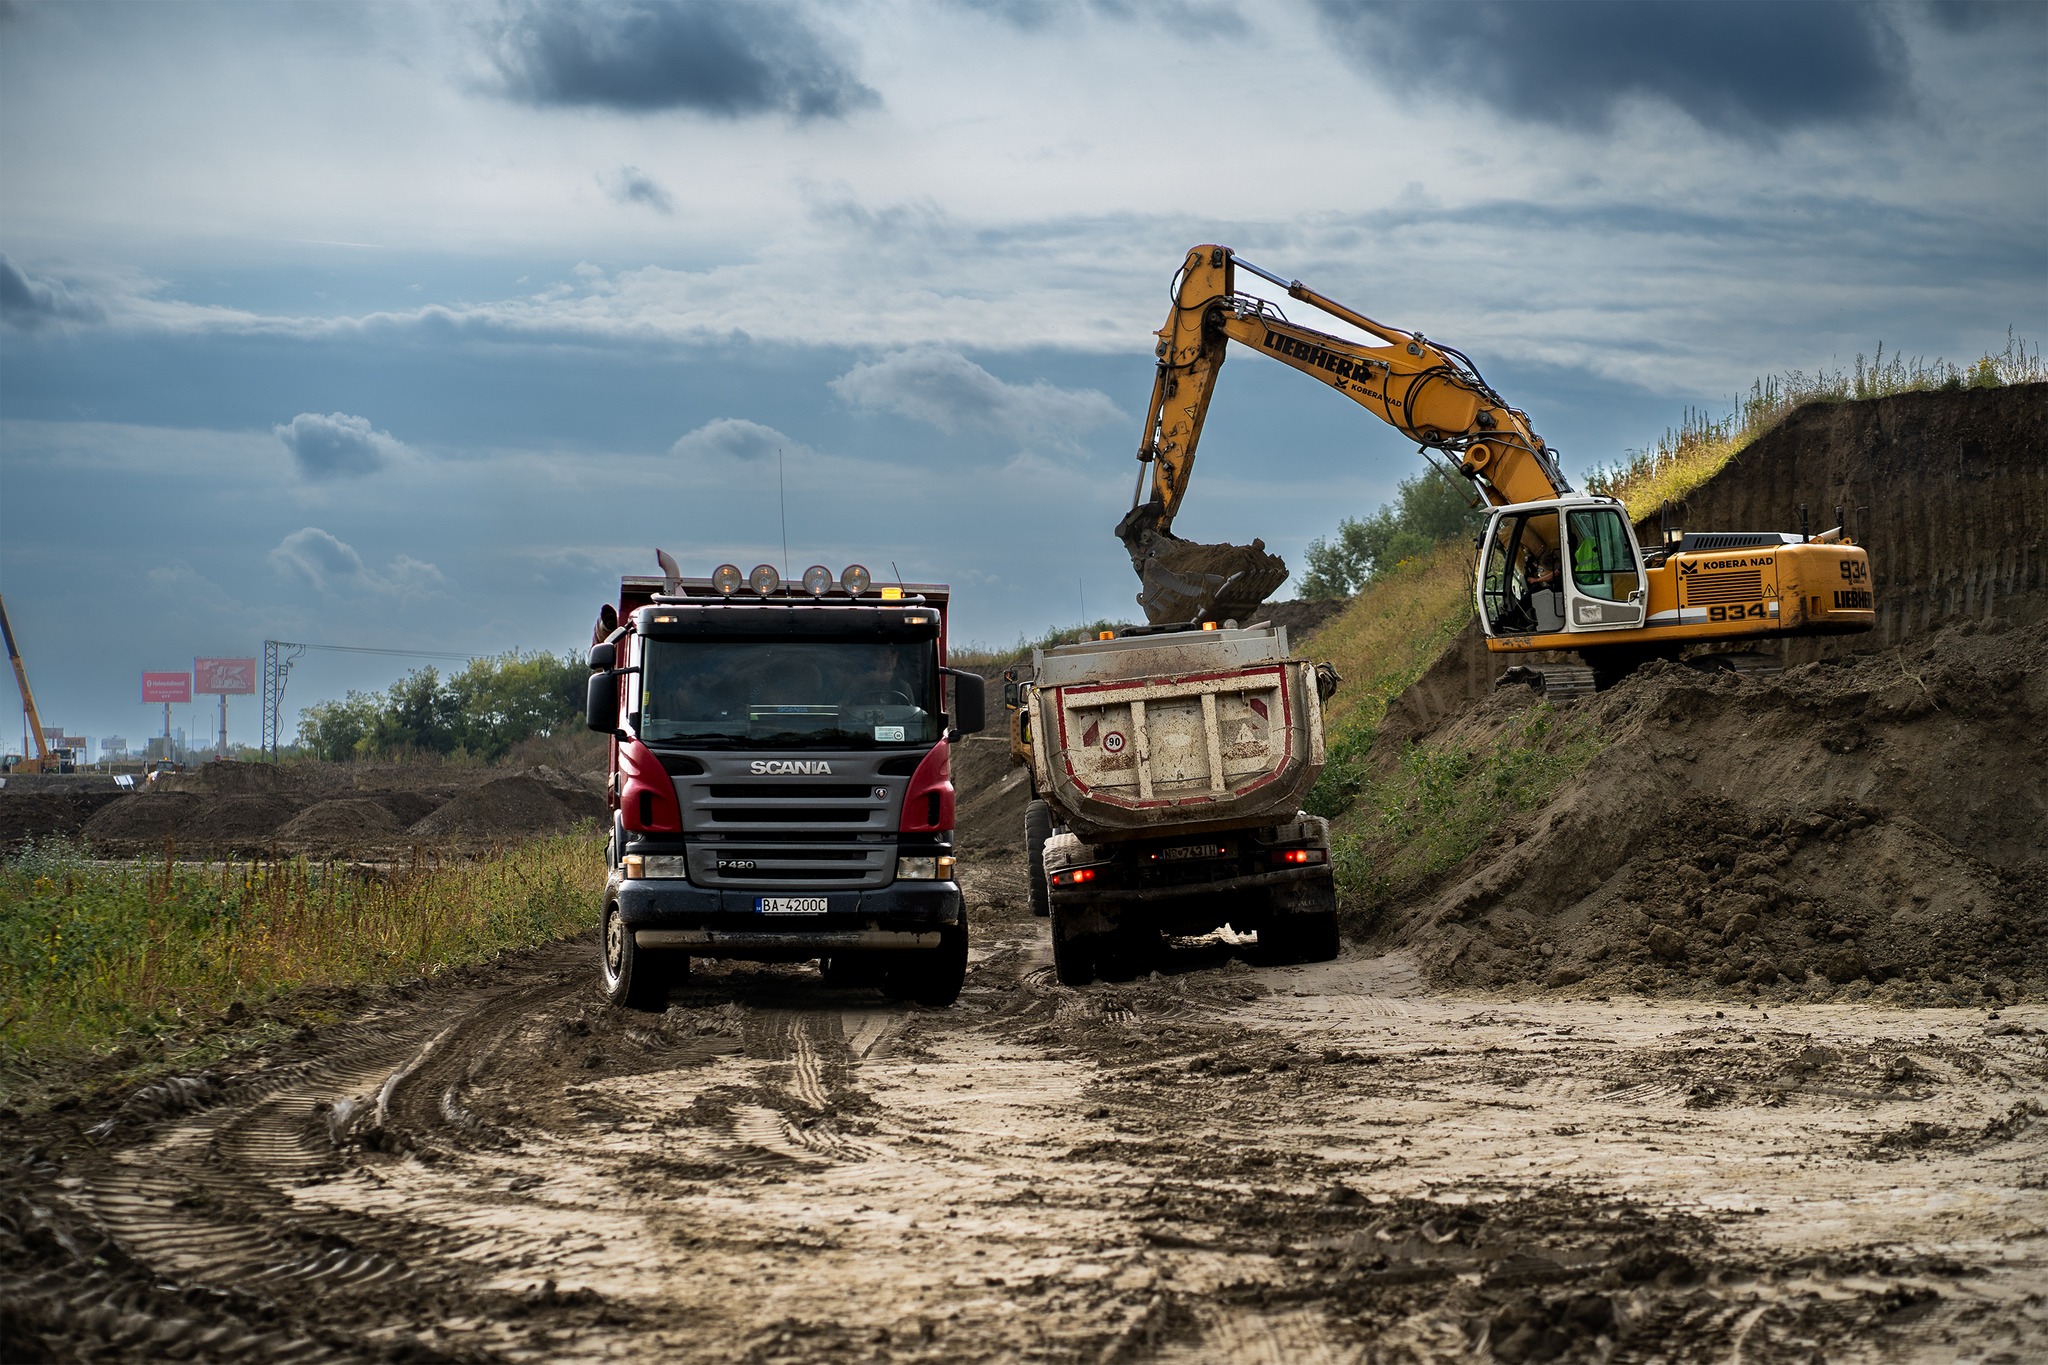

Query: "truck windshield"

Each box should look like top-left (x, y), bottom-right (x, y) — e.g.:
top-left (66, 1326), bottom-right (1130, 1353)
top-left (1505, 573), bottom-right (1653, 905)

top-left (639, 639), bottom-right (940, 747)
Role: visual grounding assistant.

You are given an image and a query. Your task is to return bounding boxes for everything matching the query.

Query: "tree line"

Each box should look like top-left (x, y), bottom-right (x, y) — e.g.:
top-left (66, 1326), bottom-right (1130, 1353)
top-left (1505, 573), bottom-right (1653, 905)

top-left (296, 652), bottom-right (587, 761)
top-left (1296, 464), bottom-right (1485, 599)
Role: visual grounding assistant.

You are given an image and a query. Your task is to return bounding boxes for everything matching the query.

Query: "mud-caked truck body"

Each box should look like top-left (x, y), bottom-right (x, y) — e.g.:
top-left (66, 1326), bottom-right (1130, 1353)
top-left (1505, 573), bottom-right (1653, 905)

top-left (1023, 622), bottom-right (1339, 984)
top-left (587, 570), bottom-right (985, 1009)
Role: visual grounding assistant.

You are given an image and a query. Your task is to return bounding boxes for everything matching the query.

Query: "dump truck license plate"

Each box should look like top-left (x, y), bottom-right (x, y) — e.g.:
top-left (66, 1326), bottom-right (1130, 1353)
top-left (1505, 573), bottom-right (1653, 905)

top-left (1159, 843), bottom-right (1222, 861)
top-left (757, 897), bottom-right (828, 915)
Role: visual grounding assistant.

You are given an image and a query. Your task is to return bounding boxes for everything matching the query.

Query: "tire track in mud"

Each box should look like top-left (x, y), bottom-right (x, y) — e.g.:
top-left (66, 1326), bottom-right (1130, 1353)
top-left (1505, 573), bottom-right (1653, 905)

top-left (15, 897), bottom-right (2048, 1363)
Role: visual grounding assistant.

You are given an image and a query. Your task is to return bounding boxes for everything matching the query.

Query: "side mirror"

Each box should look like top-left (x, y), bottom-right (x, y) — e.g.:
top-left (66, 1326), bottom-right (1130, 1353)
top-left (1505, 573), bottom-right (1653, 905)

top-left (586, 671), bottom-right (620, 734)
top-left (587, 641), bottom-right (616, 670)
top-left (942, 668), bottom-right (987, 735)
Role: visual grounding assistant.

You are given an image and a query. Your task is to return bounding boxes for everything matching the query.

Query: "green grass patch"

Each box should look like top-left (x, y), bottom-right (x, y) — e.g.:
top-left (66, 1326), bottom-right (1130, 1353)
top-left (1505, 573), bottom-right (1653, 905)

top-left (1301, 543), bottom-right (1476, 819)
top-left (0, 831), bottom-right (606, 1082)
top-left (1329, 705), bottom-right (1603, 919)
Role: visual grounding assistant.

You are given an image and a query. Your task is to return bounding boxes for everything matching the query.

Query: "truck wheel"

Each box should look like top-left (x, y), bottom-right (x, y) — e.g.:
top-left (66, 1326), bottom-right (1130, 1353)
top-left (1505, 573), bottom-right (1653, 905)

top-left (1024, 800), bottom-right (1053, 917)
top-left (884, 923), bottom-right (969, 1007)
top-left (601, 901), bottom-right (675, 1011)
top-left (1258, 876), bottom-right (1340, 965)
top-left (1050, 903), bottom-right (1097, 987)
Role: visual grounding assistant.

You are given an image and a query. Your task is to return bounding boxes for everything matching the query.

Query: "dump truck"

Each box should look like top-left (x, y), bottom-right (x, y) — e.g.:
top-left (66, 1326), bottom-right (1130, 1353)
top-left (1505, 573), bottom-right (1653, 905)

top-left (1021, 620), bottom-right (1339, 985)
top-left (587, 556), bottom-right (986, 1010)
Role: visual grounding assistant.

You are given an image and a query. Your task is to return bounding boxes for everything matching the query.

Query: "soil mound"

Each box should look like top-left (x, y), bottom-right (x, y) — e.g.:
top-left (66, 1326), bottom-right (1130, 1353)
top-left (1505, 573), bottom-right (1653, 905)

top-left (405, 767), bottom-right (603, 840)
top-left (1379, 617), bottom-right (2047, 1002)
top-left (0, 791), bottom-right (125, 847)
top-left (1250, 596), bottom-right (1352, 648)
top-left (177, 793), bottom-right (303, 846)
top-left (275, 798), bottom-right (401, 847)
top-left (80, 793), bottom-right (205, 843)
top-left (370, 790), bottom-right (444, 828)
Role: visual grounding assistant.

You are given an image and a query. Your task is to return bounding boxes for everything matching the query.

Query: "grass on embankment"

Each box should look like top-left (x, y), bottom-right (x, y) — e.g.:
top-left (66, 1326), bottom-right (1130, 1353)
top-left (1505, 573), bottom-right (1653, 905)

top-left (1585, 333), bottom-right (2046, 519)
top-left (1328, 704), bottom-right (1603, 927)
top-left (0, 832), bottom-right (606, 1091)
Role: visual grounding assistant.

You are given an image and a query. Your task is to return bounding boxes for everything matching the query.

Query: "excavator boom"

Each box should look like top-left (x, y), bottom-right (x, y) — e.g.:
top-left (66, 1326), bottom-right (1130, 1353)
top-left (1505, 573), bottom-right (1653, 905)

top-left (0, 593), bottom-right (52, 764)
top-left (1121, 245), bottom-right (1572, 623)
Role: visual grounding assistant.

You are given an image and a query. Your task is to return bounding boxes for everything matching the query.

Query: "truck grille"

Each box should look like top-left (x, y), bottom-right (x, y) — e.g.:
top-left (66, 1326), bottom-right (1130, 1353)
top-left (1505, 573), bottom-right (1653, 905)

top-left (690, 834), bottom-right (891, 888)
top-left (710, 807), bottom-right (872, 823)
top-left (705, 784), bottom-right (872, 799)
top-left (1683, 570), bottom-right (1763, 606)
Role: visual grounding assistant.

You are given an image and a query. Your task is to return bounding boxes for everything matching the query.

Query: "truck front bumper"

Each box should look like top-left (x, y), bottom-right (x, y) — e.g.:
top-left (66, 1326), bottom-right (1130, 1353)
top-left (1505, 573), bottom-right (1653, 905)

top-left (614, 878), bottom-right (962, 958)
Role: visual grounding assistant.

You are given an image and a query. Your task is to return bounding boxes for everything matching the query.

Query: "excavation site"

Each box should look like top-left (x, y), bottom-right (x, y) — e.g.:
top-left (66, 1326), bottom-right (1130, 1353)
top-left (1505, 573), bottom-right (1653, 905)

top-left (2, 384), bottom-right (2043, 1365)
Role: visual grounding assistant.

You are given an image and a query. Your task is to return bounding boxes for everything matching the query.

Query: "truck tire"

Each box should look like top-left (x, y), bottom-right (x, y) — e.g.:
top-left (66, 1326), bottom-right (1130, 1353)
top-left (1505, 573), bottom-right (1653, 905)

top-left (1050, 902), bottom-right (1097, 987)
top-left (601, 900), bottom-right (677, 1011)
top-left (1024, 800), bottom-right (1052, 918)
top-left (883, 922), bottom-right (969, 1007)
top-left (1258, 874), bottom-right (1340, 965)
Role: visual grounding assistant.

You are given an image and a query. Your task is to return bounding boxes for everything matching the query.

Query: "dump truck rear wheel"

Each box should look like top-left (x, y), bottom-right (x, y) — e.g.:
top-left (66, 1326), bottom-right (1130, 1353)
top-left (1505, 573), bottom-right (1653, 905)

top-left (1256, 876), bottom-right (1340, 965)
top-left (602, 901), bottom-right (678, 1011)
top-left (1024, 800), bottom-right (1052, 917)
top-left (1050, 903), bottom-right (1097, 986)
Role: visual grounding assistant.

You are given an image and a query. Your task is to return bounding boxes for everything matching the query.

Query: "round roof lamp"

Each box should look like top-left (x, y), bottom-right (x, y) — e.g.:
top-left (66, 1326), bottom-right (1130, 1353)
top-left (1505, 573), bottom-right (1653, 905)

top-left (749, 564), bottom-right (781, 597)
top-left (841, 564), bottom-right (871, 598)
top-left (712, 564), bottom-right (743, 596)
top-left (802, 564), bottom-right (832, 597)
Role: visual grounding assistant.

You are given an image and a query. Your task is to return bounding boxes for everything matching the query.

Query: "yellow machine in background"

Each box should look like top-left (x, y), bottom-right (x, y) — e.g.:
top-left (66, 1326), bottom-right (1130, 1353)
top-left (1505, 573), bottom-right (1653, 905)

top-left (1, 593), bottom-right (71, 774)
top-left (1118, 245), bottom-right (1877, 693)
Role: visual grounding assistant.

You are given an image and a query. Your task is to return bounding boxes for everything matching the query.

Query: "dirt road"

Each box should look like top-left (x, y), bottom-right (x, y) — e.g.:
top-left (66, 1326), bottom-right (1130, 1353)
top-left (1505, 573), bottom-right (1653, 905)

top-left (8, 832), bottom-right (2044, 1364)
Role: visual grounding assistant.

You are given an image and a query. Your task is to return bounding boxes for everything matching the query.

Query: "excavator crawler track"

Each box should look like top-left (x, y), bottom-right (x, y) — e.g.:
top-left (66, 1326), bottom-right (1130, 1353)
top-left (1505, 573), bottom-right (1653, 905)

top-left (1496, 664), bottom-right (1598, 702)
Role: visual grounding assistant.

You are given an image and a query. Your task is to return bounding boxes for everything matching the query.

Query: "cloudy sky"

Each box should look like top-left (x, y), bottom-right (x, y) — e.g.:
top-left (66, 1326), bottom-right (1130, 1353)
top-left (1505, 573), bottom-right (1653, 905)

top-left (3, 0), bottom-right (2043, 751)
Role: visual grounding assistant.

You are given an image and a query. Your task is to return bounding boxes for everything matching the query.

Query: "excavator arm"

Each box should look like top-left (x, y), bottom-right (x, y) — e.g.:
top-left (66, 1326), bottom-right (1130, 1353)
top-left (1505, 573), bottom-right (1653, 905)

top-left (1117, 245), bottom-right (1573, 622)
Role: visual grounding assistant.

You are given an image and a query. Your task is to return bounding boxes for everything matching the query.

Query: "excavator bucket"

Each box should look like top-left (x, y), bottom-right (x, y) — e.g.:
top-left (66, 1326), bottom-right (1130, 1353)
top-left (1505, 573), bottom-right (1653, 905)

top-left (1117, 504), bottom-right (1290, 624)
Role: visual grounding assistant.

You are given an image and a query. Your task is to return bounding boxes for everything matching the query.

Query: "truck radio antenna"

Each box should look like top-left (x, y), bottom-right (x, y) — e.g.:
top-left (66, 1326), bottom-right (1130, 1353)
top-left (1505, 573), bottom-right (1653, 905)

top-left (778, 449), bottom-right (791, 581)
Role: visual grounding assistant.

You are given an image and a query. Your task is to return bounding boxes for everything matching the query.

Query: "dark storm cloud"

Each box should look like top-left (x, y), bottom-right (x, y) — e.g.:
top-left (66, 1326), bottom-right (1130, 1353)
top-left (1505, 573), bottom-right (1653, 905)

top-left (489, 0), bottom-right (877, 119)
top-left (1924, 0), bottom-right (2047, 34)
top-left (0, 253), bottom-right (105, 329)
top-left (602, 164), bottom-right (675, 213)
top-left (273, 412), bottom-right (403, 480)
top-left (1312, 0), bottom-right (1910, 138)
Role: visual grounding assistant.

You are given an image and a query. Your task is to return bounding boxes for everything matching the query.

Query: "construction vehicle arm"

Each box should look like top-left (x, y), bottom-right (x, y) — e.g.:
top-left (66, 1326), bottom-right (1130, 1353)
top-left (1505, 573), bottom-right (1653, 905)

top-left (0, 594), bottom-right (51, 762)
top-left (1118, 245), bottom-right (1573, 568)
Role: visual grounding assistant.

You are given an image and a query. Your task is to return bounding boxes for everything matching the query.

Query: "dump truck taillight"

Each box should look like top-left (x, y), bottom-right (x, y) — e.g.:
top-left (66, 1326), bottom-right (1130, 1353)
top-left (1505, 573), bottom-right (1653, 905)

top-left (1052, 867), bottom-right (1098, 886)
top-left (1271, 847), bottom-right (1327, 865)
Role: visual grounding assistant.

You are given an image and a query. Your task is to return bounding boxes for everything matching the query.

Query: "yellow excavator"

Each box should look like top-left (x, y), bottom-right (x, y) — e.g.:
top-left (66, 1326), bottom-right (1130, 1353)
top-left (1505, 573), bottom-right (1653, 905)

top-left (1116, 246), bottom-right (1877, 694)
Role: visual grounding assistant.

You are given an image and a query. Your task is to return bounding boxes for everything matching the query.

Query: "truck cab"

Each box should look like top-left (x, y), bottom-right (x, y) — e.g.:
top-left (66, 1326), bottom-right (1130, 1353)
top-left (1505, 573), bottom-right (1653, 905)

top-left (588, 563), bottom-right (985, 1010)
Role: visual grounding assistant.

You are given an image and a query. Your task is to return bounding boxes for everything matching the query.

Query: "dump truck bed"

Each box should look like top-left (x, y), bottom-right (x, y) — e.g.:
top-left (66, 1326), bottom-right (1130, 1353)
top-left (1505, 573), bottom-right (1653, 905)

top-left (1027, 624), bottom-right (1326, 842)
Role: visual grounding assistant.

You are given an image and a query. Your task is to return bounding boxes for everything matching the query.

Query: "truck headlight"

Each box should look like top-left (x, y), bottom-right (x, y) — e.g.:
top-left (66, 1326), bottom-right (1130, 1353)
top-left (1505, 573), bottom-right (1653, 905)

top-left (896, 855), bottom-right (956, 880)
top-left (622, 855), bottom-right (689, 879)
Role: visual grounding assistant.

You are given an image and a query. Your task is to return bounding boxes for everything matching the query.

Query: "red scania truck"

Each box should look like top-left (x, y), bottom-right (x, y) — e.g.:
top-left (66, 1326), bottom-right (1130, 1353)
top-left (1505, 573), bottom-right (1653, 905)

top-left (586, 559), bottom-right (986, 1010)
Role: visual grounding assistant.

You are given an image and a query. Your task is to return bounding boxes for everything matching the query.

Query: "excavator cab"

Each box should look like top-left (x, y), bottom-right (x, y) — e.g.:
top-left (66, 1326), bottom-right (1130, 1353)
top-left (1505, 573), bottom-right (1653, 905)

top-left (1479, 499), bottom-right (1647, 641)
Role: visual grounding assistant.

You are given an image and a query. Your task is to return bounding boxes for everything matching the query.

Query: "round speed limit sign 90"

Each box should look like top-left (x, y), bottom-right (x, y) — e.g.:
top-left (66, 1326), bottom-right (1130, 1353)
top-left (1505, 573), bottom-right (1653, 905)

top-left (1102, 731), bottom-right (1127, 754)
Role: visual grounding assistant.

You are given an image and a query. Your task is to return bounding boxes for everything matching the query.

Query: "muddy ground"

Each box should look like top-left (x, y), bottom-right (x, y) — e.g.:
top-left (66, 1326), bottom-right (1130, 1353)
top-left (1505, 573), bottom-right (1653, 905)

top-left (5, 732), bottom-right (2044, 1364)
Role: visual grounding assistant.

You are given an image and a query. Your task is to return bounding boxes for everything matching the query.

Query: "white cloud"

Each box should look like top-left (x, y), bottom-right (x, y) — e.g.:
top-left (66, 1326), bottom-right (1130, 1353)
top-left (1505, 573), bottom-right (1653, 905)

top-left (273, 412), bottom-right (410, 480)
top-left (269, 527), bottom-right (446, 598)
top-left (830, 348), bottom-right (1123, 452)
top-left (669, 417), bottom-right (806, 462)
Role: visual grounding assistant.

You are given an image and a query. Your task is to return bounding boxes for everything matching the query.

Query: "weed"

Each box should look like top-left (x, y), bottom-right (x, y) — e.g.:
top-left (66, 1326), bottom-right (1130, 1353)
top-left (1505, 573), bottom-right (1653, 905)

top-left (1586, 332), bottom-right (2044, 517)
top-left (0, 831), bottom-right (605, 1074)
top-left (1329, 705), bottom-right (1603, 918)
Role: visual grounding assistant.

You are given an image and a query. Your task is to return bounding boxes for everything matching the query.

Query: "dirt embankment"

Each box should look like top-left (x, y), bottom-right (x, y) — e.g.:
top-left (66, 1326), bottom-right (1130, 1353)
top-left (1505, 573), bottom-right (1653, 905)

top-left (3, 759), bottom-right (610, 858)
top-left (1375, 617), bottom-right (2047, 1000)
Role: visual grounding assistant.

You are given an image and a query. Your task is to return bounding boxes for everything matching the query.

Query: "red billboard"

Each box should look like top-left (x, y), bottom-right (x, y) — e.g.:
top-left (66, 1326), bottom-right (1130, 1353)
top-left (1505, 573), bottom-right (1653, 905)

top-left (193, 657), bottom-right (257, 695)
top-left (142, 672), bottom-right (192, 704)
